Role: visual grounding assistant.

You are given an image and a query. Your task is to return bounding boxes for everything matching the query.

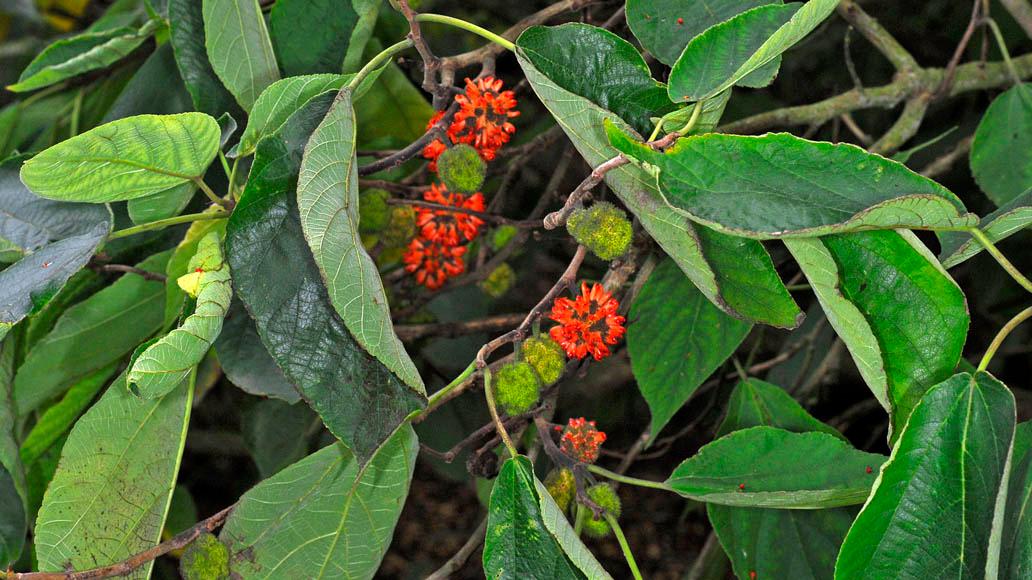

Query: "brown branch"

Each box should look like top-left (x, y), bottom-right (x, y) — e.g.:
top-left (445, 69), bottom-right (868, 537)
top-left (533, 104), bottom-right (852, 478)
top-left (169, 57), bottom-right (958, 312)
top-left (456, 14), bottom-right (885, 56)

top-left (395, 313), bottom-right (526, 341)
top-left (425, 518), bottom-right (487, 580)
top-left (356, 103), bottom-right (458, 176)
top-left (89, 264), bottom-right (166, 283)
top-left (937, 0), bottom-right (985, 97)
top-left (386, 198), bottom-right (542, 228)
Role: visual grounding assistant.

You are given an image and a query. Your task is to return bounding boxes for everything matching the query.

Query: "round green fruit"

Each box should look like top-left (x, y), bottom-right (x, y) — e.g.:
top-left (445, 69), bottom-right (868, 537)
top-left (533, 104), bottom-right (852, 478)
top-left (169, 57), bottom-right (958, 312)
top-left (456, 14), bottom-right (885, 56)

top-left (437, 143), bottom-right (486, 193)
top-left (522, 336), bottom-right (565, 386)
top-left (492, 361), bottom-right (541, 415)
top-left (582, 483), bottom-right (622, 538)
top-left (566, 202), bottom-right (633, 261)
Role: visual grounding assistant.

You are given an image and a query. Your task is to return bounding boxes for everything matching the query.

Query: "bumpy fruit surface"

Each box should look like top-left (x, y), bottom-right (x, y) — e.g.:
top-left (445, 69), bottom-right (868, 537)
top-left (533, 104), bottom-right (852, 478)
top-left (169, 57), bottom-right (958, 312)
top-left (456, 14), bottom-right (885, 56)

top-left (492, 361), bottom-right (541, 415)
top-left (582, 483), bottom-right (622, 538)
top-left (179, 533), bottom-right (230, 580)
top-left (544, 468), bottom-right (576, 512)
top-left (359, 188), bottom-right (390, 234)
top-left (436, 143), bottom-right (486, 193)
top-left (566, 202), bottom-right (633, 261)
top-left (380, 205), bottom-right (416, 248)
top-left (479, 262), bottom-right (516, 298)
top-left (491, 225), bottom-right (518, 251)
top-left (522, 335), bottom-right (565, 386)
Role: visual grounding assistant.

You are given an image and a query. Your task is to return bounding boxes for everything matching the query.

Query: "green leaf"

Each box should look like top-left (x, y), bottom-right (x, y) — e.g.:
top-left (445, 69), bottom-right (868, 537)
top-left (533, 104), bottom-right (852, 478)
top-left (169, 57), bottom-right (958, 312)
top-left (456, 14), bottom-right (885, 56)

top-left (668, 0), bottom-right (838, 101)
top-left (34, 371), bottom-right (193, 577)
top-left (234, 74), bottom-right (349, 158)
top-left (516, 23), bottom-right (675, 135)
top-left (19, 362), bottom-right (119, 466)
top-left (202, 0), bottom-right (281, 111)
top-left (517, 41), bottom-right (800, 328)
top-left (715, 378), bottom-right (845, 440)
top-left (834, 372), bottom-right (1016, 579)
top-left (215, 299), bottom-right (300, 403)
top-left (20, 113), bottom-right (221, 203)
top-left (7, 21), bottom-right (157, 92)
top-left (354, 39), bottom-right (433, 147)
top-left (13, 251), bottom-right (170, 415)
top-left (532, 477), bottom-right (613, 579)
top-left (298, 88), bottom-right (424, 395)
top-left (939, 188), bottom-right (1032, 268)
top-left (102, 42), bottom-right (195, 122)
top-left (970, 84), bottom-right (1032, 206)
top-left (626, 0), bottom-right (779, 66)
top-left (341, 0), bottom-right (383, 74)
top-left (668, 427), bottom-right (885, 508)
top-left (269, 0), bottom-right (357, 76)
top-left (785, 230), bottom-right (968, 437)
top-left (483, 456), bottom-right (584, 579)
top-left (0, 465), bottom-right (25, 567)
top-left (127, 182), bottom-right (196, 225)
top-left (226, 93), bottom-right (426, 462)
top-left (241, 399), bottom-right (314, 478)
top-left (128, 233), bottom-right (231, 398)
top-left (608, 128), bottom-right (977, 237)
top-left (628, 257), bottom-right (752, 438)
top-left (168, 0), bottom-right (243, 117)
top-left (220, 425), bottom-right (417, 578)
top-left (1001, 421), bottom-right (1032, 578)
top-left (0, 339), bottom-right (25, 567)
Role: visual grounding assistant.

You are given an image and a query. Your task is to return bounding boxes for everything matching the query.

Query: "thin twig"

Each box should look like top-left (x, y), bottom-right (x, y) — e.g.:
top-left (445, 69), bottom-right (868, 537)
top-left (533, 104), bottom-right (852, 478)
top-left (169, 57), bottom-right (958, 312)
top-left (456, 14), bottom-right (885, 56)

top-left (386, 198), bottom-right (542, 228)
top-left (938, 0), bottom-right (985, 97)
top-left (90, 264), bottom-right (166, 283)
top-left (425, 518), bottom-right (488, 580)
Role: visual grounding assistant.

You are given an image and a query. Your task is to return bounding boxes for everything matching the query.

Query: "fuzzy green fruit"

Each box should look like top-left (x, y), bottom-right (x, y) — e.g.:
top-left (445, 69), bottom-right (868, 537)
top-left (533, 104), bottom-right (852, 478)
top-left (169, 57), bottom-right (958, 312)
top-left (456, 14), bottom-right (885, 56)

top-left (492, 361), bottom-right (541, 415)
top-left (544, 468), bottom-right (576, 512)
top-left (359, 188), bottom-right (390, 234)
top-left (478, 262), bottom-right (516, 298)
top-left (582, 483), bottom-right (622, 538)
top-left (566, 201), bottom-right (633, 261)
top-left (381, 205), bottom-right (416, 248)
top-left (437, 143), bottom-right (486, 193)
top-left (522, 335), bottom-right (565, 386)
top-left (179, 533), bottom-right (230, 580)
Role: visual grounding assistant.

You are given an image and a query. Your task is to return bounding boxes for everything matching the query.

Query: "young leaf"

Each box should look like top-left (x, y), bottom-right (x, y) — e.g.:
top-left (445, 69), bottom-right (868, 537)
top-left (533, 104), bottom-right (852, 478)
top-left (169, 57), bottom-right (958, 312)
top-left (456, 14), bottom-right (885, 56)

top-left (7, 21), bottom-right (157, 92)
top-left (628, 257), bottom-right (752, 439)
top-left (516, 34), bottom-right (801, 328)
top-left (785, 231), bottom-right (968, 437)
top-left (219, 425), bottom-right (417, 578)
top-left (168, 0), bottom-right (242, 117)
top-left (162, 212), bottom-right (227, 326)
top-left (33, 371), bottom-right (193, 577)
top-left (970, 83), bottom-right (1032, 206)
top-left (668, 0), bottom-right (839, 101)
top-left (1001, 421), bottom-right (1032, 578)
top-left (939, 188), bottom-right (1032, 268)
top-left (234, 74), bottom-right (349, 158)
top-left (297, 88), bottom-right (424, 395)
top-left (13, 251), bottom-right (170, 415)
top-left (483, 455), bottom-right (584, 579)
top-left (834, 372), bottom-right (1016, 579)
top-left (214, 299), bottom-right (300, 403)
top-left (226, 93), bottom-right (425, 462)
top-left (20, 113), bottom-right (221, 203)
top-left (608, 128), bottom-right (977, 237)
top-left (626, 0), bottom-right (780, 66)
top-left (667, 426), bottom-right (885, 508)
top-left (128, 233), bottom-right (231, 398)
top-left (202, 0), bottom-right (280, 111)
top-left (269, 0), bottom-right (357, 76)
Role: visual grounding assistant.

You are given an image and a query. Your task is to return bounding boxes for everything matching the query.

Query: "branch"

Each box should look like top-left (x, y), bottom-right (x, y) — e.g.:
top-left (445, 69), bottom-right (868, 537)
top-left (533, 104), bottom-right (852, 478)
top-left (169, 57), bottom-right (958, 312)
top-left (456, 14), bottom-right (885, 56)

top-left (386, 198), bottom-right (542, 228)
top-left (395, 313), bottom-right (526, 341)
top-left (356, 103), bottom-right (458, 176)
top-left (425, 518), bottom-right (487, 580)
top-left (870, 92), bottom-right (932, 155)
top-left (921, 135), bottom-right (974, 178)
top-left (837, 0), bottom-right (919, 72)
top-left (89, 263), bottom-right (166, 283)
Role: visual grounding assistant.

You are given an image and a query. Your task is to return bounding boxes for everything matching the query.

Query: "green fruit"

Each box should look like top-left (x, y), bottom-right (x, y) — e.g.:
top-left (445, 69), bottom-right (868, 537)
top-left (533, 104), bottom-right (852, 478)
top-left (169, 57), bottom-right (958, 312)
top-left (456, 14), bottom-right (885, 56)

top-left (491, 225), bottom-right (518, 251)
top-left (179, 533), bottom-right (230, 580)
top-left (544, 468), bottom-right (576, 512)
top-left (359, 188), bottom-right (390, 234)
top-left (522, 335), bottom-right (565, 385)
top-left (492, 361), bottom-right (541, 415)
top-left (381, 205), bottom-right (416, 248)
top-left (582, 483), bottom-right (622, 538)
top-left (478, 262), bottom-right (516, 298)
top-left (566, 202), bottom-right (633, 261)
top-left (437, 143), bottom-right (486, 193)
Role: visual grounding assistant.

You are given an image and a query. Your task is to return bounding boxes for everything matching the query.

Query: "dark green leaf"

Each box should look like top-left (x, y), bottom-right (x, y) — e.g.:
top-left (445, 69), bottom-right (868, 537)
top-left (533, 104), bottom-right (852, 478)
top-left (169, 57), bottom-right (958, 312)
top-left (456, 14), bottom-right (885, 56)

top-left (628, 257), bottom-right (752, 438)
top-left (202, 0), bottom-right (280, 111)
top-left (354, 41), bottom-right (433, 147)
top-left (939, 188), bottom-right (1032, 268)
top-left (1002, 421), bottom-right (1032, 579)
top-left (483, 456), bottom-right (584, 579)
top-left (667, 427), bottom-right (885, 507)
top-left (220, 426), bottom-right (417, 578)
top-left (970, 83), bottom-right (1032, 206)
top-left (242, 398), bottom-right (314, 478)
top-left (0, 465), bottom-right (25, 567)
top-left (168, 0), bottom-right (242, 117)
top-left (102, 42), bottom-right (193, 122)
top-left (0, 338), bottom-right (25, 567)
top-left (226, 94), bottom-right (426, 461)
top-left (716, 378), bottom-right (844, 440)
top-left (532, 478), bottom-right (612, 579)
top-left (835, 372), bottom-right (1016, 579)
top-left (341, 0), bottom-right (383, 73)
top-left (127, 183), bottom-right (195, 225)
top-left (626, 0), bottom-right (779, 66)
top-left (269, 0), bottom-right (357, 76)
top-left (608, 128), bottom-right (977, 237)
top-left (215, 299), bottom-right (300, 403)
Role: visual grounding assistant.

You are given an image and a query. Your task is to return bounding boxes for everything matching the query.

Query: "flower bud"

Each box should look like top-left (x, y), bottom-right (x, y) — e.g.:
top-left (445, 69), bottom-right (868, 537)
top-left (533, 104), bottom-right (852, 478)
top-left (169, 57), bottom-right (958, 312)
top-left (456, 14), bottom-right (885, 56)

top-left (179, 533), bottom-right (230, 580)
top-left (544, 468), bottom-right (576, 512)
top-left (380, 205), bottom-right (416, 248)
top-left (479, 263), bottom-right (516, 298)
top-left (359, 188), bottom-right (391, 234)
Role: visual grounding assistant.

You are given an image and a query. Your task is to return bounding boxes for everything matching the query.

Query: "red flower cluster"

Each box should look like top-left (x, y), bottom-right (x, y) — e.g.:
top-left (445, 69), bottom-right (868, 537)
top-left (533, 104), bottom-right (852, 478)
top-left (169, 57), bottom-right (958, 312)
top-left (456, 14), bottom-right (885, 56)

top-left (416, 183), bottom-right (485, 245)
top-left (559, 417), bottom-right (607, 464)
top-left (548, 282), bottom-right (626, 361)
top-left (403, 237), bottom-right (466, 291)
top-left (422, 76), bottom-right (519, 170)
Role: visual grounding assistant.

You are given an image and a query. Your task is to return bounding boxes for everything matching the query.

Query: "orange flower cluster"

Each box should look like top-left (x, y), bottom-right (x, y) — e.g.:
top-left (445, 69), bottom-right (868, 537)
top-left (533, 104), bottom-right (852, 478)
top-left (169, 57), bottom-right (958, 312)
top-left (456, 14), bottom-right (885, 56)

top-left (559, 417), bottom-right (607, 464)
top-left (406, 77), bottom-right (519, 291)
top-left (548, 282), bottom-right (626, 361)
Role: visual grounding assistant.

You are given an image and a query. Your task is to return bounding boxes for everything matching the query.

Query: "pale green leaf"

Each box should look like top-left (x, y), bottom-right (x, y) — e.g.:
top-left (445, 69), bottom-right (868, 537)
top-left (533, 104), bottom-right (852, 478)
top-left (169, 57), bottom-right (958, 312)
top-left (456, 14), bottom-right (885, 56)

top-left (939, 188), bottom-right (1032, 268)
top-left (1002, 421), bottom-right (1032, 579)
top-left (341, 0), bottom-right (382, 74)
top-left (163, 211), bottom-right (228, 326)
top-left (234, 74), bottom-right (349, 158)
top-left (202, 0), bottom-right (280, 111)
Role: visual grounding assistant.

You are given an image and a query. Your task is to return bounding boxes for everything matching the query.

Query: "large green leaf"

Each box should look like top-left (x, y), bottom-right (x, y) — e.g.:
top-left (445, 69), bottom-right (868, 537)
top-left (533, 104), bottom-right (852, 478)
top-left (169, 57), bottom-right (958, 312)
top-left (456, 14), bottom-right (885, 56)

top-left (668, 0), bottom-right (839, 101)
top-left (516, 23), bottom-right (675, 135)
top-left (785, 230), bottom-right (968, 437)
top-left (269, 0), bottom-right (357, 76)
top-left (483, 456), bottom-right (584, 579)
top-left (628, 257), bottom-right (752, 438)
top-left (102, 41), bottom-right (194, 122)
top-left (939, 188), bottom-right (1032, 268)
top-left (626, 0), bottom-right (779, 66)
top-left (0, 339), bottom-right (25, 567)
top-left (215, 299), bottom-right (300, 403)
top-left (532, 477), bottom-right (612, 579)
top-left (20, 113), bottom-right (221, 203)
top-left (226, 94), bottom-right (425, 461)
top-left (608, 128), bottom-right (977, 237)
top-left (128, 233), bottom-right (231, 398)
top-left (667, 427), bottom-right (885, 508)
top-left (168, 0), bottom-right (242, 117)
top-left (517, 40), bottom-right (801, 328)
top-left (13, 251), bottom-right (169, 415)
top-left (1002, 421), bottom-right (1032, 579)
top-left (715, 378), bottom-right (844, 440)
top-left (970, 84), bottom-right (1032, 206)
top-left (234, 74), bottom-right (349, 158)
top-left (298, 88), bottom-right (423, 394)
top-left (241, 398), bottom-right (313, 478)
top-left (0, 465), bottom-right (24, 567)
top-left (34, 371), bottom-right (193, 578)
top-left (834, 372), bottom-right (1016, 579)
top-left (7, 21), bottom-right (156, 92)
top-left (202, 0), bottom-right (280, 111)
top-left (219, 425), bottom-right (417, 579)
